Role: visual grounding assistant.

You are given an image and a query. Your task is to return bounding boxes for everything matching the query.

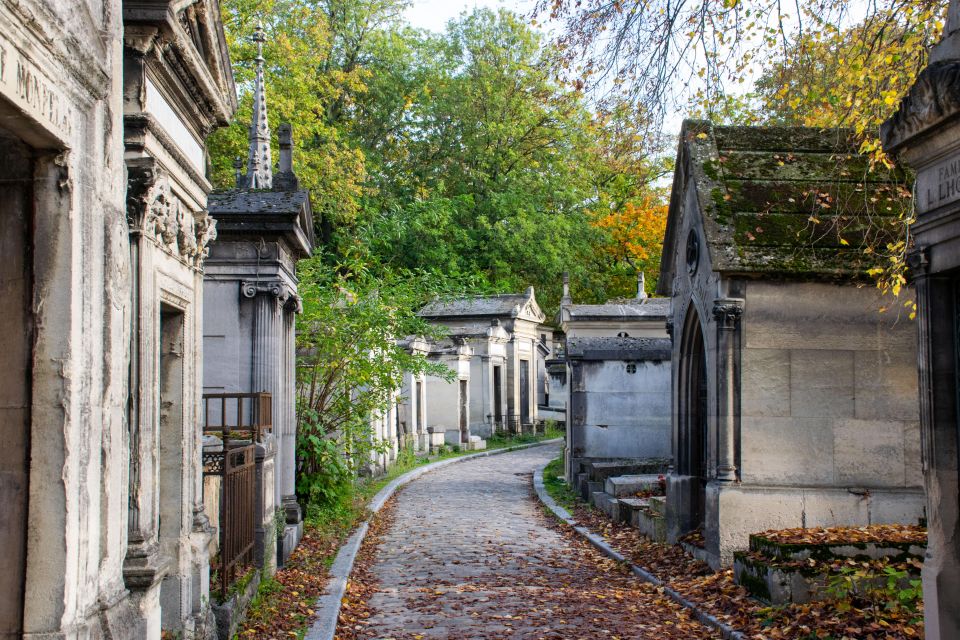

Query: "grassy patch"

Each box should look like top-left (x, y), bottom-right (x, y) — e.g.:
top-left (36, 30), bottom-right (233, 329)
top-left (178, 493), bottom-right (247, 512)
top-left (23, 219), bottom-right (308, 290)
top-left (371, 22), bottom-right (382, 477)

top-left (542, 456), bottom-right (580, 511)
top-left (487, 424), bottom-right (564, 449)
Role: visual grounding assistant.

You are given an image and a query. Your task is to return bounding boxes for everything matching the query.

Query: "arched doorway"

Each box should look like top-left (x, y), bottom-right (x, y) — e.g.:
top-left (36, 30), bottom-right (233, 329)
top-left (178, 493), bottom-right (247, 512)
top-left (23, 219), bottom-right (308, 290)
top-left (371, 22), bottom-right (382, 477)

top-left (678, 304), bottom-right (708, 533)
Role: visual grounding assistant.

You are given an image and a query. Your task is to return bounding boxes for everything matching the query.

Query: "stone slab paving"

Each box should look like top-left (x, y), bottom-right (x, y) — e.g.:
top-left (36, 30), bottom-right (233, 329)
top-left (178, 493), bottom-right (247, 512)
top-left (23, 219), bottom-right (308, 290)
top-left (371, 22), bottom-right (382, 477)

top-left (356, 444), bottom-right (717, 639)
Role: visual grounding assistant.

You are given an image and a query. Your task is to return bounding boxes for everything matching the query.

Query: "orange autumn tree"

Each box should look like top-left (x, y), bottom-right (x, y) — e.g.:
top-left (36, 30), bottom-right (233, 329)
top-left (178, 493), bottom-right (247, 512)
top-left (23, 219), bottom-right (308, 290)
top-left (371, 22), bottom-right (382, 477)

top-left (591, 193), bottom-right (668, 298)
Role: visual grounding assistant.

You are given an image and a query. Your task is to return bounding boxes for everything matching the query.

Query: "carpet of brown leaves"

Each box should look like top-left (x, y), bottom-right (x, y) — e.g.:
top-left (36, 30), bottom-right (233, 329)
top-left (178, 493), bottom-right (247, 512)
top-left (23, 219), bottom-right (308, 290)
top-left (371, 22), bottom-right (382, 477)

top-left (560, 501), bottom-right (925, 640)
top-left (335, 488), bottom-right (719, 639)
top-left (235, 521), bottom-right (350, 638)
top-left (334, 494), bottom-right (399, 640)
top-left (755, 524), bottom-right (926, 547)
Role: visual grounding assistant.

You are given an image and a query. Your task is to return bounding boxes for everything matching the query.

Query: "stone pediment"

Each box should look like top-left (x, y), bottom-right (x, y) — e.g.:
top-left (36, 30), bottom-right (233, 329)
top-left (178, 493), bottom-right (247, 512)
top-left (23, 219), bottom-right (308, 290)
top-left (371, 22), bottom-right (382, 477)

top-left (124, 0), bottom-right (237, 132)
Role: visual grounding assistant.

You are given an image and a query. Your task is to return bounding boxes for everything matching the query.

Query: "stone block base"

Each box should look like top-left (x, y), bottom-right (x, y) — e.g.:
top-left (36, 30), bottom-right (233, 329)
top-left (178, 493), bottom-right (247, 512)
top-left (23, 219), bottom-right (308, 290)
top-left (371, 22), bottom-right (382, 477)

top-left (704, 482), bottom-right (924, 569)
top-left (279, 520), bottom-right (303, 567)
top-left (212, 569), bottom-right (261, 640)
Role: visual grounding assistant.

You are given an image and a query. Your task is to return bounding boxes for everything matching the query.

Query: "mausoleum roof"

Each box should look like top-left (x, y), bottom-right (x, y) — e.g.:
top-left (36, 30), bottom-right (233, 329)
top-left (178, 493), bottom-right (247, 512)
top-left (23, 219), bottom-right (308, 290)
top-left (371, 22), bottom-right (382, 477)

top-left (562, 298), bottom-right (670, 321)
top-left (658, 120), bottom-right (911, 294)
top-left (566, 336), bottom-right (672, 361)
top-left (208, 189), bottom-right (314, 258)
top-left (420, 288), bottom-right (545, 323)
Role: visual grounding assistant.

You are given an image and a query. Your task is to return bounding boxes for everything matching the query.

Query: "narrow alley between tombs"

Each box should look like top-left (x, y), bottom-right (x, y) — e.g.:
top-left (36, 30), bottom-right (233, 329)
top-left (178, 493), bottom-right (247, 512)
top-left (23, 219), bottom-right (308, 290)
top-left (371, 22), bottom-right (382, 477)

top-left (334, 444), bottom-right (717, 640)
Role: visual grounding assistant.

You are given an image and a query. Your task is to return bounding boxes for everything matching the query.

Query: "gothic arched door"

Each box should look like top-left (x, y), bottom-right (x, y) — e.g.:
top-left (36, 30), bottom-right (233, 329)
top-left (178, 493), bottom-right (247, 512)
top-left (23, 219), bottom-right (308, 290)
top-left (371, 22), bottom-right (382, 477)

top-left (678, 305), bottom-right (708, 533)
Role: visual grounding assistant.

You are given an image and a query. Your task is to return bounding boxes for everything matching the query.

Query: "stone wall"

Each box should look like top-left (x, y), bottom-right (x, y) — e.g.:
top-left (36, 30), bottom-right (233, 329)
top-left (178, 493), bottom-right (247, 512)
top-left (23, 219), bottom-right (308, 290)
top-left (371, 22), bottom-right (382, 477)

top-left (0, 1), bottom-right (137, 637)
top-left (575, 359), bottom-right (671, 460)
top-left (740, 281), bottom-right (921, 490)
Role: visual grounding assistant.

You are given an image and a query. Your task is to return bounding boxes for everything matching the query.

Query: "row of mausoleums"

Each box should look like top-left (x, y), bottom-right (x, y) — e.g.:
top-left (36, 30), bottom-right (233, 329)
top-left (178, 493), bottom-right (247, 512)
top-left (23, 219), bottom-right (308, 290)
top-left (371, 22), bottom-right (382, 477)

top-left (365, 288), bottom-right (556, 472)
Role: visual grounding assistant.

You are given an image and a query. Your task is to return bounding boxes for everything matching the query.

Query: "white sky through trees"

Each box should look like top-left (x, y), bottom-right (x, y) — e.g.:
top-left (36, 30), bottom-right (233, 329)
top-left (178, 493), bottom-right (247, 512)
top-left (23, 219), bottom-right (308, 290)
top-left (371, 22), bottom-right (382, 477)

top-left (404, 0), bottom-right (538, 33)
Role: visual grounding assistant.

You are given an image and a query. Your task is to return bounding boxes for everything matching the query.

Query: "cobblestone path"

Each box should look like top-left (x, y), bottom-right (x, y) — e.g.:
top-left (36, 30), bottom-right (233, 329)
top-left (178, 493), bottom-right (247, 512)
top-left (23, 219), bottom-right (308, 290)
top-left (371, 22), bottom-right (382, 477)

top-left (351, 444), bottom-right (717, 639)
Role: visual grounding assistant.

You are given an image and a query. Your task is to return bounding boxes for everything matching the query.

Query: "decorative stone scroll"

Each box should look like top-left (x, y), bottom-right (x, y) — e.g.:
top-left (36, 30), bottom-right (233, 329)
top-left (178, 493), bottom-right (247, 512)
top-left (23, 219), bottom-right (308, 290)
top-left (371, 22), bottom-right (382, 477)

top-left (881, 60), bottom-right (960, 150)
top-left (242, 280), bottom-right (294, 303)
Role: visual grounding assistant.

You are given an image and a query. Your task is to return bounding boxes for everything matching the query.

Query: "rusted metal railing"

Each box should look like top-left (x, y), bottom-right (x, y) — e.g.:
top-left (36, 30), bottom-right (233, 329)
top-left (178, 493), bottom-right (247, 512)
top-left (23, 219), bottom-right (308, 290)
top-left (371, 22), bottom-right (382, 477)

top-left (202, 392), bottom-right (272, 598)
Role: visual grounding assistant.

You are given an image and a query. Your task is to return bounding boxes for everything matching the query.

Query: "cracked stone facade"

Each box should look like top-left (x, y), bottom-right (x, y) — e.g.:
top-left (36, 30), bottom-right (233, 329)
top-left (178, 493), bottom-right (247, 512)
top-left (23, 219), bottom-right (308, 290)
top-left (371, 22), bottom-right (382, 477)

top-left (0, 1), bottom-right (236, 638)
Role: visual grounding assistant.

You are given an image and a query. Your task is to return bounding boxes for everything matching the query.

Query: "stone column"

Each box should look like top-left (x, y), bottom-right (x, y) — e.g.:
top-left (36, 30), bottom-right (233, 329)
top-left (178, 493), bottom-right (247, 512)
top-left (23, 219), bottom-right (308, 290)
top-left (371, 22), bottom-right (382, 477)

top-left (910, 253), bottom-right (960, 640)
top-left (281, 306), bottom-right (300, 523)
top-left (245, 281), bottom-right (282, 503)
top-left (712, 298), bottom-right (743, 482)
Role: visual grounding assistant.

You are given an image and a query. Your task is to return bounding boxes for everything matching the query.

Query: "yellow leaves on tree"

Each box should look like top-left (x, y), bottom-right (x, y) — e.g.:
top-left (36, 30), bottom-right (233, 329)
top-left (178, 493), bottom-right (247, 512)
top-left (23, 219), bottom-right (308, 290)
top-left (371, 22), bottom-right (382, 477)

top-left (591, 195), bottom-right (668, 294)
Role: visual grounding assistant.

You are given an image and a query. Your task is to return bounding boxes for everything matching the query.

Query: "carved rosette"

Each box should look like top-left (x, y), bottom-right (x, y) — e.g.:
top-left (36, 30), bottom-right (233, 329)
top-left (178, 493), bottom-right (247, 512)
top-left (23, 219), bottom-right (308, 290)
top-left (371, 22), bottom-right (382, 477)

top-left (712, 298), bottom-right (744, 331)
top-left (127, 166), bottom-right (219, 268)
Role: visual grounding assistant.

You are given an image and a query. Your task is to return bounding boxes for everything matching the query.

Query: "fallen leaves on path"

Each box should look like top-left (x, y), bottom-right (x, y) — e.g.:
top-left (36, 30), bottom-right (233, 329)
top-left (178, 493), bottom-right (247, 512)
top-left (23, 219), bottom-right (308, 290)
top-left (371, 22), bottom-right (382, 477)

top-left (562, 501), bottom-right (925, 640)
top-left (336, 488), bottom-right (719, 639)
top-left (236, 521), bottom-right (348, 639)
top-left (335, 494), bottom-right (399, 640)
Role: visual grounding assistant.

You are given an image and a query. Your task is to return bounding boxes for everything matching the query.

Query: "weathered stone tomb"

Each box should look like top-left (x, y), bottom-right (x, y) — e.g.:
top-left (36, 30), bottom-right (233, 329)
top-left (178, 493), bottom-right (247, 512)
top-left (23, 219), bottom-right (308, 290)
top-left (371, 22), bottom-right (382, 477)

top-left (659, 120), bottom-right (924, 569)
top-left (557, 273), bottom-right (672, 483)
top-left (420, 288), bottom-right (547, 435)
top-left (205, 38), bottom-right (315, 567)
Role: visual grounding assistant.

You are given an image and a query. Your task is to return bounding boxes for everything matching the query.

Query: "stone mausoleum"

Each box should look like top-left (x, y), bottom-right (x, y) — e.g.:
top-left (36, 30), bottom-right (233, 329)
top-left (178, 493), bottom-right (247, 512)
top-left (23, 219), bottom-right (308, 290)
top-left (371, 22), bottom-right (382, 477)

top-left (881, 2), bottom-right (960, 635)
top-left (660, 120), bottom-right (924, 569)
top-left (205, 29), bottom-right (315, 569)
top-left (420, 289), bottom-right (548, 436)
top-left (557, 273), bottom-right (673, 483)
top-left (0, 0), bottom-right (236, 637)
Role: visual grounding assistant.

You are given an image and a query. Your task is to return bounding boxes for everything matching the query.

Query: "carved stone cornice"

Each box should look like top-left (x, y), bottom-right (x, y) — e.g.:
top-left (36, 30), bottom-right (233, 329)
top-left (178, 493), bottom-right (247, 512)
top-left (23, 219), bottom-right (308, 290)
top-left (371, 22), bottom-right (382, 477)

top-left (712, 298), bottom-right (744, 331)
top-left (126, 161), bottom-right (217, 268)
top-left (881, 60), bottom-right (960, 153)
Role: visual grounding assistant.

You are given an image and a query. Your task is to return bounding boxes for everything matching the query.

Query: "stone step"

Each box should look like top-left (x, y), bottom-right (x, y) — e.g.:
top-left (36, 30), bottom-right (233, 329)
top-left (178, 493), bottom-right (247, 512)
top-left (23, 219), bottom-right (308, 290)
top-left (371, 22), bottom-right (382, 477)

top-left (632, 505), bottom-right (667, 543)
top-left (592, 491), bottom-right (621, 521)
top-left (618, 498), bottom-right (649, 526)
top-left (748, 531), bottom-right (926, 563)
top-left (604, 474), bottom-right (662, 497)
top-left (468, 438), bottom-right (487, 451)
top-left (680, 540), bottom-right (711, 566)
top-left (733, 551), bottom-right (919, 605)
top-left (586, 459), bottom-right (671, 482)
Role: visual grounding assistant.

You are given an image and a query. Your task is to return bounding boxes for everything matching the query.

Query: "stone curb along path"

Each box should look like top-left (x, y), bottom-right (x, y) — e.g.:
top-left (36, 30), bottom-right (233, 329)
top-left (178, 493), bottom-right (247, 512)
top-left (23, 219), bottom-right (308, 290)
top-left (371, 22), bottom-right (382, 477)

top-left (304, 438), bottom-right (563, 640)
top-left (532, 464), bottom-right (749, 640)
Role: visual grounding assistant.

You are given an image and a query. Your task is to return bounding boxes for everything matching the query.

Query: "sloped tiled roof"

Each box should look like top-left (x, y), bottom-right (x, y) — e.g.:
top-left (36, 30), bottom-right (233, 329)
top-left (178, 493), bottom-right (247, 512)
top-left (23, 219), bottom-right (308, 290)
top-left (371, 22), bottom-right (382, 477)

top-left (563, 298), bottom-right (670, 321)
top-left (419, 289), bottom-right (545, 323)
top-left (658, 120), bottom-right (911, 293)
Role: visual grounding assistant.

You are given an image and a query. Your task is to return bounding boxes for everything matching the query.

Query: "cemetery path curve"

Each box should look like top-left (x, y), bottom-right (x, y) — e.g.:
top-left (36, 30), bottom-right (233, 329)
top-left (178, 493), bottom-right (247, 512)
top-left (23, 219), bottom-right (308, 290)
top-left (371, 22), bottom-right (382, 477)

top-left (343, 443), bottom-right (718, 639)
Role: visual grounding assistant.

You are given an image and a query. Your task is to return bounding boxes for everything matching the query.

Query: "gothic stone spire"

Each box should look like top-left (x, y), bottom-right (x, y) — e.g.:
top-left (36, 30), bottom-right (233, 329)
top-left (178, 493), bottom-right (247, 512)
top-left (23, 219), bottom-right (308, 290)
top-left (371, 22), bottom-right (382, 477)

top-left (246, 22), bottom-right (272, 189)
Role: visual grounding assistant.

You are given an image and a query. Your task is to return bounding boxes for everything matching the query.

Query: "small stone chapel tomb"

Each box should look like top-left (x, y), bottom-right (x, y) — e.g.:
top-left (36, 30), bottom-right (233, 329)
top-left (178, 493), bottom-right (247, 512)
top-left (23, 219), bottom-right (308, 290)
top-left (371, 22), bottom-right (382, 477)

top-left (557, 273), bottom-right (673, 483)
top-left (660, 120), bottom-right (924, 568)
top-left (205, 41), bottom-right (315, 566)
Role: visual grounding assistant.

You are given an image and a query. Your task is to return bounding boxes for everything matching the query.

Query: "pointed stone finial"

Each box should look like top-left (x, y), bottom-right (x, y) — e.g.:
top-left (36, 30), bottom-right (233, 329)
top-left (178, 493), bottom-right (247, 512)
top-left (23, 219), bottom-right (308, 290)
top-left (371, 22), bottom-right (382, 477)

top-left (233, 156), bottom-right (244, 188)
top-left (273, 123), bottom-right (300, 191)
top-left (561, 271), bottom-right (572, 305)
top-left (246, 21), bottom-right (272, 189)
top-left (636, 271), bottom-right (647, 299)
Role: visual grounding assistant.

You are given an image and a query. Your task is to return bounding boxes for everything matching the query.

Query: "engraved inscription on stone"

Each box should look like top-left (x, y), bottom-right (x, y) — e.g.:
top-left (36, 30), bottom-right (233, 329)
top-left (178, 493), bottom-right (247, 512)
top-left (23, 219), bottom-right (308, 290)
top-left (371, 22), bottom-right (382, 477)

top-left (918, 154), bottom-right (960, 214)
top-left (0, 38), bottom-right (73, 141)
